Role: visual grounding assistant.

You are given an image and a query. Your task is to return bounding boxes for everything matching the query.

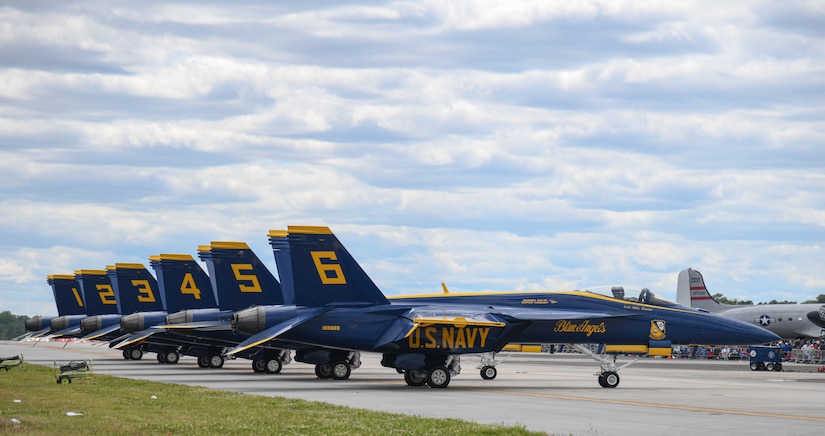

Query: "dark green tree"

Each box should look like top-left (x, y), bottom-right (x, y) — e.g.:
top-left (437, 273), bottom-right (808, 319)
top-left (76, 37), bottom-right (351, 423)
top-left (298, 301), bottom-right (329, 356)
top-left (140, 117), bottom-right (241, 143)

top-left (712, 293), bottom-right (753, 305)
top-left (802, 294), bottom-right (825, 304)
top-left (0, 311), bottom-right (28, 340)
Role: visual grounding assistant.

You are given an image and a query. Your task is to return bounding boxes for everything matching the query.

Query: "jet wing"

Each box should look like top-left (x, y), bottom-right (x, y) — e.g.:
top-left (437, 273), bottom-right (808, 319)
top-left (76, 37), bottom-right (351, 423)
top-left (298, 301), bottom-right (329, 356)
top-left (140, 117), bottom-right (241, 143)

top-left (78, 323), bottom-right (122, 342)
top-left (225, 307), bottom-right (330, 356)
top-left (25, 327), bottom-right (52, 339)
top-left (45, 325), bottom-right (81, 339)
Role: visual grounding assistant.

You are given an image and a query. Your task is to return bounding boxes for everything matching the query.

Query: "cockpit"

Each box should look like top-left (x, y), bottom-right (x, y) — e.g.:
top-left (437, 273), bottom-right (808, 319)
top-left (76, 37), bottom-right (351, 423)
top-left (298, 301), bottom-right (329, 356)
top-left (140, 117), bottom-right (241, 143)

top-left (586, 285), bottom-right (680, 308)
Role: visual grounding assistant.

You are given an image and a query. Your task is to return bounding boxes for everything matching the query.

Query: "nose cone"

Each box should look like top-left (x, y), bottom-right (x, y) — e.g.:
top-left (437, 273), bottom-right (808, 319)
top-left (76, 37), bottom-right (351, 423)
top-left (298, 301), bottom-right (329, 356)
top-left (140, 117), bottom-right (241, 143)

top-left (691, 313), bottom-right (780, 345)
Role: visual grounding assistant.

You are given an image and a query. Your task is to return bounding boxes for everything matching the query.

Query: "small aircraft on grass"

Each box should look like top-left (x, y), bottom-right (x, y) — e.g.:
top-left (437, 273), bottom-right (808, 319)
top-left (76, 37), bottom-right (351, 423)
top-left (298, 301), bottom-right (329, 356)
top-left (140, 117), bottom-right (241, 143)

top-left (226, 226), bottom-right (778, 388)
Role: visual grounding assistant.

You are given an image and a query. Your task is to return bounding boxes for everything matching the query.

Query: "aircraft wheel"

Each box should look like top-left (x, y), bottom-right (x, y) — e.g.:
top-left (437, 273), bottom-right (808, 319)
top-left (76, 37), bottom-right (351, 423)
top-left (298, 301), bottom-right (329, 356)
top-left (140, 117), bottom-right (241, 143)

top-left (774, 363), bottom-right (782, 371)
top-left (265, 358), bottom-right (282, 374)
top-left (252, 359), bottom-right (266, 373)
top-left (123, 349), bottom-right (131, 360)
top-left (597, 374), bottom-right (607, 387)
top-left (404, 370), bottom-right (427, 387)
top-left (208, 355), bottom-right (224, 369)
top-left (601, 371), bottom-right (620, 388)
top-left (331, 362), bottom-right (351, 380)
top-left (129, 348), bottom-right (143, 361)
top-left (315, 364), bottom-right (332, 379)
top-left (197, 356), bottom-right (210, 368)
top-left (157, 352), bottom-right (168, 364)
top-left (749, 362), bottom-right (759, 371)
top-left (480, 365), bottom-right (497, 380)
top-left (165, 351), bottom-right (180, 364)
top-left (426, 365), bottom-right (451, 388)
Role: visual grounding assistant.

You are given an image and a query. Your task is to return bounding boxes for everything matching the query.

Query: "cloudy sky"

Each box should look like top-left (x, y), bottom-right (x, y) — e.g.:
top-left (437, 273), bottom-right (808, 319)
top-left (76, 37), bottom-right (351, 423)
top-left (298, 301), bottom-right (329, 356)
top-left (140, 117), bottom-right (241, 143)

top-left (1, 1), bottom-right (824, 316)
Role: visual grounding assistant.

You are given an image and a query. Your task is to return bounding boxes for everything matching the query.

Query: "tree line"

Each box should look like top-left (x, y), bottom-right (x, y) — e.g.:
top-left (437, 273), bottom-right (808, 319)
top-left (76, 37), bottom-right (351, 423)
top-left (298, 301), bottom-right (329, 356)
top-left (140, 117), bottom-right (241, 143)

top-left (713, 293), bottom-right (825, 305)
top-left (0, 311), bottom-right (28, 340)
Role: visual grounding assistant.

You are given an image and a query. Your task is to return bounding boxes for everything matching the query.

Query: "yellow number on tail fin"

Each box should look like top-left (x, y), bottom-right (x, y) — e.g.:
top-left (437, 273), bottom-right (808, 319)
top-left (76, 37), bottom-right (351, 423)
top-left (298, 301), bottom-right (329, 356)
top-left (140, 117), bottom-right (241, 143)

top-left (311, 251), bottom-right (347, 285)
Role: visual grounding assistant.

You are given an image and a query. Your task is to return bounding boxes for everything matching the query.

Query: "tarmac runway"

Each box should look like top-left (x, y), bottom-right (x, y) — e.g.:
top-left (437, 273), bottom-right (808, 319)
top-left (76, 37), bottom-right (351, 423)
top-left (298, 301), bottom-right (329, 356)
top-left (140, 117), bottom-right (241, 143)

top-left (2, 340), bottom-right (824, 435)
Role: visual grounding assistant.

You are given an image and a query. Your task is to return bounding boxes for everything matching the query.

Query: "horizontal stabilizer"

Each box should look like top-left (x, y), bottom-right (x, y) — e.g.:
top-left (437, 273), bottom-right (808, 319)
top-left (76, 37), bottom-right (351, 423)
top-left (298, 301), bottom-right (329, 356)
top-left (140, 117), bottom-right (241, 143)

top-left (78, 323), bottom-right (121, 342)
top-left (26, 327), bottom-right (52, 339)
top-left (225, 307), bottom-right (329, 356)
top-left (46, 325), bottom-right (81, 339)
top-left (112, 330), bottom-right (157, 349)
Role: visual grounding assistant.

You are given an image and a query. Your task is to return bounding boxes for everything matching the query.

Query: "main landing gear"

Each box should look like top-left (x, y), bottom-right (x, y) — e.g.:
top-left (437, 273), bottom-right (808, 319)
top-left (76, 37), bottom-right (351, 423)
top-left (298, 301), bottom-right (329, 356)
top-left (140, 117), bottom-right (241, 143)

top-left (313, 351), bottom-right (361, 381)
top-left (156, 349), bottom-right (181, 364)
top-left (252, 350), bottom-right (292, 374)
top-left (197, 348), bottom-right (227, 369)
top-left (401, 355), bottom-right (461, 388)
top-left (570, 344), bottom-right (636, 389)
top-left (122, 347), bottom-right (143, 361)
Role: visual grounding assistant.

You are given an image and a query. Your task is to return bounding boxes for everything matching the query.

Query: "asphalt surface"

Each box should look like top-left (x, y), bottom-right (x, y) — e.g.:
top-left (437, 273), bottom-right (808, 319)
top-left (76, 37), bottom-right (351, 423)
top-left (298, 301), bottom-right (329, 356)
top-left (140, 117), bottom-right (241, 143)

top-left (2, 340), bottom-right (824, 435)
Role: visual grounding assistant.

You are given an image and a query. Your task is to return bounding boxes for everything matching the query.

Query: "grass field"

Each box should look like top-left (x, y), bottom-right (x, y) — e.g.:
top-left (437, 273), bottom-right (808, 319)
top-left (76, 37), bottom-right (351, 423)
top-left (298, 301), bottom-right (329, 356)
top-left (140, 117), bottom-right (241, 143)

top-left (0, 362), bottom-right (543, 435)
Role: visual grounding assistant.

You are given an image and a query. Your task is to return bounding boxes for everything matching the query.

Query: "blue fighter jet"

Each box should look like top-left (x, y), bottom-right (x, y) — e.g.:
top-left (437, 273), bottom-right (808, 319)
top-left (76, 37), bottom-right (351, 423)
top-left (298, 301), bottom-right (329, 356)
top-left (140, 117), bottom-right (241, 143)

top-left (114, 244), bottom-right (292, 370)
top-left (227, 226), bottom-right (779, 388)
top-left (78, 264), bottom-right (166, 348)
top-left (24, 274), bottom-right (88, 338)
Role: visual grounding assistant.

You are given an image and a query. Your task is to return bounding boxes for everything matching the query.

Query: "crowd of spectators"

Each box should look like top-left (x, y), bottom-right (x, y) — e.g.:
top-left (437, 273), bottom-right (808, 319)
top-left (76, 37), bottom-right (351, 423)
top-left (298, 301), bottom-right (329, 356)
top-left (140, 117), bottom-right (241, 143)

top-left (669, 339), bottom-right (823, 364)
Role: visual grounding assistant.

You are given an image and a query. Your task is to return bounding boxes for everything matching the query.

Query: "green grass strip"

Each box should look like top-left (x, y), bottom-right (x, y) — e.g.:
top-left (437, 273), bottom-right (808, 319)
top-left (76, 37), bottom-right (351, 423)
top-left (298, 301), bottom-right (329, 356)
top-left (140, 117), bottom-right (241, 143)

top-left (1, 363), bottom-right (542, 435)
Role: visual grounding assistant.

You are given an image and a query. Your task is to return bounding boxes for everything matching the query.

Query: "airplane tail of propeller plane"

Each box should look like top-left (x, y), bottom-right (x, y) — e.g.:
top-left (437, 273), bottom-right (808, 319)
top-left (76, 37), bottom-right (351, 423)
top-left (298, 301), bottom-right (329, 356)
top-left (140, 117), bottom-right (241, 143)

top-left (676, 268), bottom-right (726, 311)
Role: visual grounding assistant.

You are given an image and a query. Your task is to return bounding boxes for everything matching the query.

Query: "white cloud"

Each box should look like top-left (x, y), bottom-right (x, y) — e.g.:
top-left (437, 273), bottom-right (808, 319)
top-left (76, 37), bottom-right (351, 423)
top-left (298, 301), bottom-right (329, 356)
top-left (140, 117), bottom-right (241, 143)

top-left (0, 0), bottom-right (823, 316)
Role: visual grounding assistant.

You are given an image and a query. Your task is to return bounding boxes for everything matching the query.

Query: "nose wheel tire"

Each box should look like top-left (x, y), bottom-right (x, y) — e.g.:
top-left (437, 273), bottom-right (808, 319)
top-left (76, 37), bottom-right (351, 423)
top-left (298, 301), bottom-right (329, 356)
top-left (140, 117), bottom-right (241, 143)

top-left (480, 365), bottom-right (497, 380)
top-left (598, 371), bottom-right (620, 388)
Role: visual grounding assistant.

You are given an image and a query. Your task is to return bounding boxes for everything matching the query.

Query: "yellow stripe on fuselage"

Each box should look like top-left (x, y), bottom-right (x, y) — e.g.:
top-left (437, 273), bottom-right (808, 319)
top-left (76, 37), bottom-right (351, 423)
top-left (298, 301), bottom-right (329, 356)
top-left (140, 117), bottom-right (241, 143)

top-left (389, 290), bottom-right (704, 315)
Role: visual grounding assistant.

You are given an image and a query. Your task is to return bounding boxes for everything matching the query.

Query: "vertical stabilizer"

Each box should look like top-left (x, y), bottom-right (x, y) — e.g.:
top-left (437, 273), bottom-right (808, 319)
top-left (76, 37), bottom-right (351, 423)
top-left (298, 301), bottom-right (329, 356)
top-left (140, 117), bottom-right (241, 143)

top-left (268, 230), bottom-right (295, 305)
top-left (198, 242), bottom-right (283, 311)
top-left (74, 270), bottom-right (120, 315)
top-left (48, 275), bottom-right (86, 316)
top-left (150, 254), bottom-right (218, 313)
top-left (676, 268), bottom-right (723, 311)
top-left (286, 226), bottom-right (389, 307)
top-left (107, 263), bottom-right (166, 314)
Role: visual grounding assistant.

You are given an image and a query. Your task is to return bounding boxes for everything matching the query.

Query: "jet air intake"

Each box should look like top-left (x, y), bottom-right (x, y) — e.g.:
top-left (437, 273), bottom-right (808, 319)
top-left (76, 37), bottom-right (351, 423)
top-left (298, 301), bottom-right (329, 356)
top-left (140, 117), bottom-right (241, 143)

top-left (233, 306), bottom-right (267, 335)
